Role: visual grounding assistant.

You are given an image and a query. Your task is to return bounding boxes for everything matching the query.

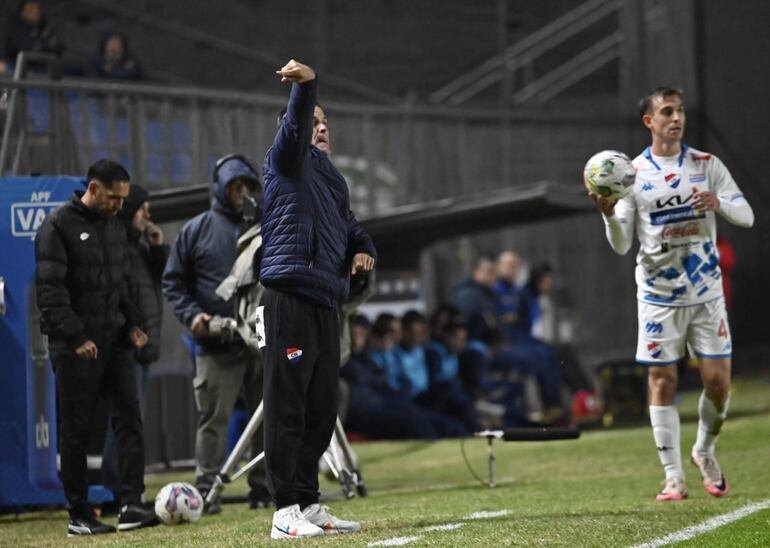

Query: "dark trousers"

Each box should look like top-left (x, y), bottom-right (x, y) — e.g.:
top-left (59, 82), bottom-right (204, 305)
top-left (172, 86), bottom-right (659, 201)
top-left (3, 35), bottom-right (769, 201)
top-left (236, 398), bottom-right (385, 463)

top-left (101, 360), bottom-right (150, 504)
top-left (53, 343), bottom-right (145, 518)
top-left (261, 288), bottom-right (340, 509)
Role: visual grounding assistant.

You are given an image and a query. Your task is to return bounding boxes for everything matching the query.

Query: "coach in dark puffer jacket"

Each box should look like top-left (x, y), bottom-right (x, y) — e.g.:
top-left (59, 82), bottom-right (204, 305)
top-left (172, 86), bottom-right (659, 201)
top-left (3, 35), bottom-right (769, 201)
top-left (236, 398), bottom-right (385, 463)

top-left (260, 59), bottom-right (376, 539)
top-left (101, 183), bottom-right (169, 510)
top-left (35, 159), bottom-right (158, 536)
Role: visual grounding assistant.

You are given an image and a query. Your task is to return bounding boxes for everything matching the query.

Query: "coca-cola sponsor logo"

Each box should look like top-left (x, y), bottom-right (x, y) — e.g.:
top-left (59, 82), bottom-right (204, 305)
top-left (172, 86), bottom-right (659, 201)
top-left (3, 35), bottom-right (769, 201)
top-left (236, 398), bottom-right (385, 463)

top-left (662, 221), bottom-right (699, 239)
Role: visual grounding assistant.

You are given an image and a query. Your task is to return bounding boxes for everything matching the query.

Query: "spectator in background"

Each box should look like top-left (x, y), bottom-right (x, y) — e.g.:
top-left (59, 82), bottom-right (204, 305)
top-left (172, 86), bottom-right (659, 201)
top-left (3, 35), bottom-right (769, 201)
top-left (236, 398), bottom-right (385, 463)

top-left (395, 310), bottom-right (431, 399)
top-left (3, 1), bottom-right (64, 68)
top-left (34, 160), bottom-right (157, 536)
top-left (162, 154), bottom-right (270, 512)
top-left (101, 184), bottom-right (169, 514)
top-left (493, 250), bottom-right (524, 343)
top-left (520, 264), bottom-right (594, 415)
top-left (94, 32), bottom-right (141, 81)
top-left (369, 313), bottom-right (404, 392)
top-left (519, 263), bottom-right (555, 342)
top-left (452, 257), bottom-right (498, 340)
top-left (341, 315), bottom-right (439, 440)
top-left (423, 319), bottom-right (479, 435)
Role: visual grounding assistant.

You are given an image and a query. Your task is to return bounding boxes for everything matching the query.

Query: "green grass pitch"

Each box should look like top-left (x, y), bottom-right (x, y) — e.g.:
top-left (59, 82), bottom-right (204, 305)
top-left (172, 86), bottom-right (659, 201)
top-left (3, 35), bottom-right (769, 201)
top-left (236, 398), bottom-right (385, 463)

top-left (3, 377), bottom-right (769, 547)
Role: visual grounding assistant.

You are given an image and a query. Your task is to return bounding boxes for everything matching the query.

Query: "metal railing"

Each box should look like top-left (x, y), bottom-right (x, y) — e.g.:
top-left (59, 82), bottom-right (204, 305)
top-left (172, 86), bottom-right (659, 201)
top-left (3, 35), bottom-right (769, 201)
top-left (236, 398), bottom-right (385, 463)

top-left (1, 74), bottom-right (639, 216)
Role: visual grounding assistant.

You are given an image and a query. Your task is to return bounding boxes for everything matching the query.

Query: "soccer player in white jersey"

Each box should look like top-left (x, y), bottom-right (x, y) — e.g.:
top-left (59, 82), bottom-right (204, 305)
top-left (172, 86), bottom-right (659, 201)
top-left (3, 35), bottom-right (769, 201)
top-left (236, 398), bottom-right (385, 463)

top-left (590, 87), bottom-right (754, 501)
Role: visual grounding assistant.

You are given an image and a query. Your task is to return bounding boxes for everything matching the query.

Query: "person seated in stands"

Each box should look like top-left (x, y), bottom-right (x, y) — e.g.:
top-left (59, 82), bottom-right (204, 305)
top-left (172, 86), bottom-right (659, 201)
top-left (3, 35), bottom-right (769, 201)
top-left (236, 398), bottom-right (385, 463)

top-left (493, 250), bottom-right (526, 343)
top-left (520, 264), bottom-right (596, 420)
top-left (496, 263), bottom-right (571, 424)
top-left (422, 317), bottom-right (480, 435)
top-left (3, 1), bottom-right (64, 69)
top-left (459, 326), bottom-right (525, 428)
top-left (93, 32), bottom-right (141, 81)
top-left (394, 310), bottom-right (431, 399)
top-left (368, 313), bottom-right (405, 391)
top-left (340, 315), bottom-right (440, 440)
top-left (452, 257), bottom-right (499, 342)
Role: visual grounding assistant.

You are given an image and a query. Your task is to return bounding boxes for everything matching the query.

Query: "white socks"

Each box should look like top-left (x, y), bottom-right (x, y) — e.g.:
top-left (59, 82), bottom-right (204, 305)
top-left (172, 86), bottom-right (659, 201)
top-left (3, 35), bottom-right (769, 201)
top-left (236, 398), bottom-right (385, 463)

top-left (650, 405), bottom-right (683, 479)
top-left (693, 391), bottom-right (730, 457)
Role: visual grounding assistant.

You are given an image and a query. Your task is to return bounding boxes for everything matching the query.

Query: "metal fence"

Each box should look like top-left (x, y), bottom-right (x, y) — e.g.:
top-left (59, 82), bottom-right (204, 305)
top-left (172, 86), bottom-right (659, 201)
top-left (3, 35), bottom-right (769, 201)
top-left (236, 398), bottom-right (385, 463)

top-left (1, 76), bottom-right (641, 215)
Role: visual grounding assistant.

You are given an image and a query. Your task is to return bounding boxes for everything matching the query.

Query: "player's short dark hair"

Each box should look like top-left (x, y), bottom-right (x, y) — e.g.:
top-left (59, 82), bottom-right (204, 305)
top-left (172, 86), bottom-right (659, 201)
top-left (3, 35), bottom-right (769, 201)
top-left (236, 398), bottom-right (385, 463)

top-left (276, 102), bottom-right (325, 127)
top-left (639, 87), bottom-right (684, 118)
top-left (86, 159), bottom-right (130, 187)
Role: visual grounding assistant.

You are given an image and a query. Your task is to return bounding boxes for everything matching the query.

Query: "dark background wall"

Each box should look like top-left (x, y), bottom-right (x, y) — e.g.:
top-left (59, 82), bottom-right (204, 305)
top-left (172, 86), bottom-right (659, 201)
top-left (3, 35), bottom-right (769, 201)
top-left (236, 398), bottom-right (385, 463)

top-left (698, 0), bottom-right (770, 345)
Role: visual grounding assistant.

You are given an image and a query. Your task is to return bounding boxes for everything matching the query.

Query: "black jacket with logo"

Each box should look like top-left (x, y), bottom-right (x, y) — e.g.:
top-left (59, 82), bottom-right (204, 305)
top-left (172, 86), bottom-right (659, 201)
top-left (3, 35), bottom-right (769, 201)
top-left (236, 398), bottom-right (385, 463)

top-left (35, 193), bottom-right (144, 351)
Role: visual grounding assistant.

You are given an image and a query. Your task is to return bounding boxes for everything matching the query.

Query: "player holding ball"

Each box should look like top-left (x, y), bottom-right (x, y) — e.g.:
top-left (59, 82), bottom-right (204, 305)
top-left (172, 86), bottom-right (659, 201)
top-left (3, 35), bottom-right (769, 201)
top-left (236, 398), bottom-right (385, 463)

top-left (588, 87), bottom-right (754, 501)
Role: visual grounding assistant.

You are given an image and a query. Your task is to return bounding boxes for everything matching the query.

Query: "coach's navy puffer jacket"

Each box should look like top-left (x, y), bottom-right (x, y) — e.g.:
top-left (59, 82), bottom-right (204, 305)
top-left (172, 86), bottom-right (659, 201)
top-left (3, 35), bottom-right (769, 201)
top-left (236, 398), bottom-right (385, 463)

top-left (260, 78), bottom-right (376, 308)
top-left (162, 156), bottom-right (257, 352)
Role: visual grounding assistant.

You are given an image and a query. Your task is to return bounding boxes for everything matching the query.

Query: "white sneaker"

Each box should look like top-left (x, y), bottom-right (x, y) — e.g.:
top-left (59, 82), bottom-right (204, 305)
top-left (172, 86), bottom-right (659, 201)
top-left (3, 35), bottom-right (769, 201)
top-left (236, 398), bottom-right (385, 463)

top-left (302, 503), bottom-right (361, 534)
top-left (271, 504), bottom-right (324, 540)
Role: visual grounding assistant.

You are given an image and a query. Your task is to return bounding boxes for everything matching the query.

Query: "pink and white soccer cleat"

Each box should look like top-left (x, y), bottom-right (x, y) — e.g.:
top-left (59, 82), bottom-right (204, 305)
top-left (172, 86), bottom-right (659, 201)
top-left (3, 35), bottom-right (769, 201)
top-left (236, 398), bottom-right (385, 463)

top-left (691, 451), bottom-right (730, 497)
top-left (656, 476), bottom-right (688, 501)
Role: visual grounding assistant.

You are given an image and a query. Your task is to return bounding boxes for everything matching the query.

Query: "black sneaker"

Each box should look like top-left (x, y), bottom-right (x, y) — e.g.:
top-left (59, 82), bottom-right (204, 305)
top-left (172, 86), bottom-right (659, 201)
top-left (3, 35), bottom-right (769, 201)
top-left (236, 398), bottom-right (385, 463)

top-left (118, 503), bottom-right (160, 531)
top-left (68, 515), bottom-right (116, 537)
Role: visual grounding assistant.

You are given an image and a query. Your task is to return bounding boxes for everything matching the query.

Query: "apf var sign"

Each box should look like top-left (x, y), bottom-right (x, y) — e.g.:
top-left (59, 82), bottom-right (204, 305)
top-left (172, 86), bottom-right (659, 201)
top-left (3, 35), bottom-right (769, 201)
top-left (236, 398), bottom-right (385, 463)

top-left (11, 191), bottom-right (63, 238)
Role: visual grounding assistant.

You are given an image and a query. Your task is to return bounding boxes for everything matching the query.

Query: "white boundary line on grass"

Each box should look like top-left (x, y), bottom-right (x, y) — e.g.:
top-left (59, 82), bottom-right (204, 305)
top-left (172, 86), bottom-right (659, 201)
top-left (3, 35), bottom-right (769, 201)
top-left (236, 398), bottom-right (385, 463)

top-left (367, 509), bottom-right (510, 546)
top-left (631, 499), bottom-right (770, 548)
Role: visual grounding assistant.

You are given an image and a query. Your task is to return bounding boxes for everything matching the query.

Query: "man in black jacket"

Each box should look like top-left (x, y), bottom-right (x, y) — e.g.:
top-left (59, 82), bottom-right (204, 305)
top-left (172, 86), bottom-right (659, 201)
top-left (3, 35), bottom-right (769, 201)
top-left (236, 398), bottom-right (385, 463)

top-left (35, 159), bottom-right (158, 536)
top-left (101, 183), bottom-right (169, 511)
top-left (162, 154), bottom-right (269, 511)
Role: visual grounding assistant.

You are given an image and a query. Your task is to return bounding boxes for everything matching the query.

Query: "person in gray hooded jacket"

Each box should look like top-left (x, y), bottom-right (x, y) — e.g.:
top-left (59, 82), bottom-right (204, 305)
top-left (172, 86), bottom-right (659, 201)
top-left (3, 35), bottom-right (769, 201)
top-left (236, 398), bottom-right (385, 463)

top-left (162, 154), bottom-right (271, 511)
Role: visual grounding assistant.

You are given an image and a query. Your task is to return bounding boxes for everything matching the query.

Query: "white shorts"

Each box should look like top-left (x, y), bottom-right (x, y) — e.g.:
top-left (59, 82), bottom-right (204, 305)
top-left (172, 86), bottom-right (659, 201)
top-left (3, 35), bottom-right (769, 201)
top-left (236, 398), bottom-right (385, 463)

top-left (636, 298), bottom-right (732, 366)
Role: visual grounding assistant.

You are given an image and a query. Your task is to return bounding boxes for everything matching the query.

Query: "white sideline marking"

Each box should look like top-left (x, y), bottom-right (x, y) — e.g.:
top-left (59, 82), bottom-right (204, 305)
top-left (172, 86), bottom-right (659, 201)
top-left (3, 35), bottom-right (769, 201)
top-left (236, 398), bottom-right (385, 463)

top-left (370, 509), bottom-right (510, 546)
top-left (631, 499), bottom-right (770, 548)
top-left (465, 509), bottom-right (512, 520)
top-left (368, 536), bottom-right (422, 546)
top-left (422, 523), bottom-right (464, 532)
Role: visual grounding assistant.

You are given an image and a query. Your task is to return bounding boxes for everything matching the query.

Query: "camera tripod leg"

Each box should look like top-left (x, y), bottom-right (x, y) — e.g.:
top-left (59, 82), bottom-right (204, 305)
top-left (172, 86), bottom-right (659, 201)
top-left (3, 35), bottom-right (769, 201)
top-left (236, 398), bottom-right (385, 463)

top-left (206, 401), bottom-right (263, 505)
top-left (333, 417), bottom-right (367, 496)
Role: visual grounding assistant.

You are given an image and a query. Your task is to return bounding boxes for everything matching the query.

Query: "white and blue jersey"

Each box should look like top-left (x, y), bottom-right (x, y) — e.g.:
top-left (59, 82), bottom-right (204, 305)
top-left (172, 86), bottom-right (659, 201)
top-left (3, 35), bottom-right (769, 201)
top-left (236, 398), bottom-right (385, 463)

top-left (603, 145), bottom-right (754, 307)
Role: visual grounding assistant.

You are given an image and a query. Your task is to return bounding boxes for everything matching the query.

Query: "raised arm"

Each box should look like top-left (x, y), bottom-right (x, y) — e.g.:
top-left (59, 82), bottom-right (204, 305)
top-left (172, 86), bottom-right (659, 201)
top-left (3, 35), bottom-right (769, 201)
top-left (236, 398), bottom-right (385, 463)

top-left (269, 59), bottom-right (318, 176)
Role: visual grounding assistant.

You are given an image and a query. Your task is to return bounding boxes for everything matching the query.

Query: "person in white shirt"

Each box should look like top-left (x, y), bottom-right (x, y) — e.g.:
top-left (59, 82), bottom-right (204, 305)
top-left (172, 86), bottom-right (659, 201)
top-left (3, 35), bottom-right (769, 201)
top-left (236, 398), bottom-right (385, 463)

top-left (590, 87), bottom-right (754, 501)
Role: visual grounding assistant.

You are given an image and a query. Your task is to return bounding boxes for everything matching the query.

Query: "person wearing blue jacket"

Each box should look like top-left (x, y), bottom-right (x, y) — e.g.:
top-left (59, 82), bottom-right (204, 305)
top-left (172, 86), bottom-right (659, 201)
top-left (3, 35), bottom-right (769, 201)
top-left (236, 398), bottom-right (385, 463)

top-left (162, 154), bottom-right (271, 511)
top-left (259, 59), bottom-right (375, 540)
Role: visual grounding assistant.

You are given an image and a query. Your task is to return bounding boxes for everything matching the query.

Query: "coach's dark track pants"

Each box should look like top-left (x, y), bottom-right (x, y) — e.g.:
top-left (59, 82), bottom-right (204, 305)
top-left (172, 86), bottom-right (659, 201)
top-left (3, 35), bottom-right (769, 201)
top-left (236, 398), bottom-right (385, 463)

top-left (260, 288), bottom-right (340, 509)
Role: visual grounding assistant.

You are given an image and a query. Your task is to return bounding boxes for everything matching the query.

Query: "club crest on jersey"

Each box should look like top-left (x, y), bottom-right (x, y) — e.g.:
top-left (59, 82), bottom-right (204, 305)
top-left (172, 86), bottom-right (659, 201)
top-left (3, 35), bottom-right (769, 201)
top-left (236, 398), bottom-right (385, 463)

top-left (647, 342), bottom-right (662, 359)
top-left (286, 347), bottom-right (303, 363)
top-left (664, 173), bottom-right (681, 189)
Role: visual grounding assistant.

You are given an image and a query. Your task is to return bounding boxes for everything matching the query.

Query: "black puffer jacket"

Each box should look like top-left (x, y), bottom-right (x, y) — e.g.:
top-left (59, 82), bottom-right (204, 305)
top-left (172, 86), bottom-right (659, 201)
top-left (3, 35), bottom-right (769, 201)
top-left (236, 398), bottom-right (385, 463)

top-left (123, 229), bottom-right (169, 364)
top-left (119, 185), bottom-right (169, 365)
top-left (35, 192), bottom-right (144, 351)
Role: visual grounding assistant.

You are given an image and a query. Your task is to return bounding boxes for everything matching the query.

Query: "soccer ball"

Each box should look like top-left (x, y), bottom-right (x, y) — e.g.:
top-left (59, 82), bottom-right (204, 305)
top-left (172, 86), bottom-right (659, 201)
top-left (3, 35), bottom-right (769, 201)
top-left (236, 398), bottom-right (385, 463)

top-left (583, 150), bottom-right (636, 200)
top-left (154, 482), bottom-right (204, 525)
